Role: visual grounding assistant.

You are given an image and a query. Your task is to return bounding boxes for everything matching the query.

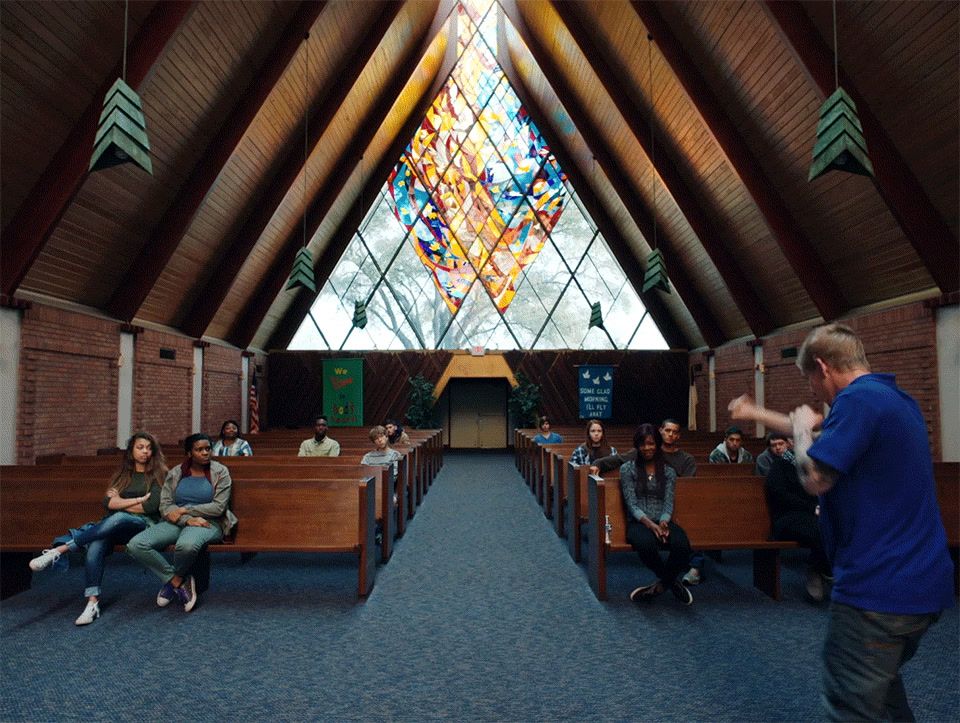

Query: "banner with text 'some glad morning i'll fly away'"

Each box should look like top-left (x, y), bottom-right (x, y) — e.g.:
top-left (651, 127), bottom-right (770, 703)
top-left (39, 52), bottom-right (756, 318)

top-left (578, 364), bottom-right (614, 420)
top-left (323, 358), bottom-right (363, 427)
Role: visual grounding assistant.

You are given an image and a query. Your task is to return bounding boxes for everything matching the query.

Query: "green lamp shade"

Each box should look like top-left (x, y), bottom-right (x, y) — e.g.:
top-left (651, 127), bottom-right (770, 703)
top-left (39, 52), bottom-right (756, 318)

top-left (808, 87), bottom-right (874, 181)
top-left (352, 300), bottom-right (368, 329)
top-left (89, 78), bottom-right (153, 175)
top-left (588, 301), bottom-right (605, 330)
top-left (642, 248), bottom-right (671, 294)
top-left (286, 247), bottom-right (316, 293)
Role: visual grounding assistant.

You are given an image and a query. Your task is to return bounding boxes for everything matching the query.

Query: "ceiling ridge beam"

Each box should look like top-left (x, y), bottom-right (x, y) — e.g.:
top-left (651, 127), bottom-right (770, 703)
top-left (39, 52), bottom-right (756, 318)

top-left (538, 0), bottom-right (772, 338)
top-left (178, 0), bottom-right (401, 338)
top-left (266, 10), bottom-right (460, 350)
top-left (498, 3), bottom-right (691, 350)
top-left (0, 1), bottom-right (194, 297)
top-left (764, 0), bottom-right (959, 293)
top-left (105, 0), bottom-right (329, 322)
top-left (501, 0), bottom-right (718, 348)
top-left (629, 1), bottom-right (847, 320)
top-left (228, 2), bottom-right (455, 349)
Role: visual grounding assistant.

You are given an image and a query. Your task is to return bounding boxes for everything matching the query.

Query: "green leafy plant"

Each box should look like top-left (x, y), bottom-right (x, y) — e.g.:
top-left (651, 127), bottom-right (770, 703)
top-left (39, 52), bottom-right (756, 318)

top-left (509, 372), bottom-right (542, 428)
top-left (406, 374), bottom-right (437, 429)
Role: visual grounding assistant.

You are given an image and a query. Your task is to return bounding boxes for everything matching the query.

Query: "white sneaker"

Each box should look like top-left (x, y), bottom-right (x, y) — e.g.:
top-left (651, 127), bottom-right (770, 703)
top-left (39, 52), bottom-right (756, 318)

top-left (805, 567), bottom-right (826, 602)
top-left (75, 600), bottom-right (100, 625)
top-left (29, 549), bottom-right (61, 571)
top-left (682, 567), bottom-right (701, 586)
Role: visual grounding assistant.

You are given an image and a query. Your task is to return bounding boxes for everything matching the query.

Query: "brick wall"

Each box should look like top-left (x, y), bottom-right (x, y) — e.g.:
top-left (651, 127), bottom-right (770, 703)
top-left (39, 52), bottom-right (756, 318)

top-left (690, 301), bottom-right (943, 459)
top-left (133, 329), bottom-right (194, 445)
top-left (17, 305), bottom-right (119, 462)
top-left (202, 343), bottom-right (242, 436)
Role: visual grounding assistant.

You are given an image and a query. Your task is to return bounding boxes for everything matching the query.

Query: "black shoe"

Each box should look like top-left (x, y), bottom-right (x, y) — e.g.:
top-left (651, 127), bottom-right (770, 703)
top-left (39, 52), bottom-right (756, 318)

top-left (670, 580), bottom-right (693, 605)
top-left (629, 581), bottom-right (663, 603)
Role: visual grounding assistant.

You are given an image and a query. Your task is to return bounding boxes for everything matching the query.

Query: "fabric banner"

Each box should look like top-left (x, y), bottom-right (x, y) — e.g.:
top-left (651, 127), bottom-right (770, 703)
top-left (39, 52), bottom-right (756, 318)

top-left (322, 358), bottom-right (363, 427)
top-left (578, 364), bottom-right (614, 419)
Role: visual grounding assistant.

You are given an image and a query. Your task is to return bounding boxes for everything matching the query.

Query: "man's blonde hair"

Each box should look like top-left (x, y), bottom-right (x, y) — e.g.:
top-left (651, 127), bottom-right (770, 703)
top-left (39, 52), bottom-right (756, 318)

top-left (796, 323), bottom-right (871, 374)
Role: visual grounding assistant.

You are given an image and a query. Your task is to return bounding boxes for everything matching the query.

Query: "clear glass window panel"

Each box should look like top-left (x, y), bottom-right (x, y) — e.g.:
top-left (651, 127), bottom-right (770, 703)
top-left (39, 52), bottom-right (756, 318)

top-left (300, 283), bottom-right (355, 350)
top-left (394, 275), bottom-right (453, 349)
top-left (580, 325), bottom-right (615, 350)
top-left (288, 313), bottom-right (329, 351)
top-left (341, 324), bottom-right (376, 351)
top-left (500, 274), bottom-right (546, 349)
top-left (576, 249), bottom-right (620, 314)
top-left (586, 233), bottom-right (626, 299)
top-left (481, 317), bottom-right (517, 350)
top-left (338, 249), bottom-right (379, 306)
top-left (359, 187), bottom-right (393, 236)
top-left (628, 311), bottom-right (669, 350)
top-left (537, 316), bottom-right (574, 349)
top-left (603, 283), bottom-right (649, 348)
top-left (438, 282), bottom-right (484, 349)
top-left (513, 237), bottom-right (570, 315)
top-left (548, 198), bottom-right (594, 273)
top-left (327, 238), bottom-right (372, 299)
top-left (359, 195), bottom-right (407, 275)
top-left (567, 188), bottom-right (597, 234)
top-left (477, 0), bottom-right (497, 55)
top-left (355, 285), bottom-right (409, 350)
top-left (547, 279), bottom-right (593, 349)
top-left (382, 235), bottom-right (438, 314)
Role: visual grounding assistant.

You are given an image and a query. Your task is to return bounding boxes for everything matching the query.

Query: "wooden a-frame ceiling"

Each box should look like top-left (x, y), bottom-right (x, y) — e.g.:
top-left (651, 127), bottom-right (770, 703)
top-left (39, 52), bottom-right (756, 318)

top-left (2, 0), bottom-right (957, 352)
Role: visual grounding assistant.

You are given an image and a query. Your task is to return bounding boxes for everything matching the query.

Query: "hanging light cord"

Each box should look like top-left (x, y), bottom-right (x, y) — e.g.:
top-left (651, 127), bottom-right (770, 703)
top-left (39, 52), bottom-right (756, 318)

top-left (303, 32), bottom-right (310, 249)
top-left (648, 34), bottom-right (657, 251)
top-left (832, 0), bottom-right (839, 90)
top-left (122, 0), bottom-right (129, 81)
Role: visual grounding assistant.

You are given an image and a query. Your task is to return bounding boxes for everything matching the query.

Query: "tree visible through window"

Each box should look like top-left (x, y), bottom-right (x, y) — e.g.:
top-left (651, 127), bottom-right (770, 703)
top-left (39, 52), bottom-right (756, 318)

top-left (289, 0), bottom-right (667, 351)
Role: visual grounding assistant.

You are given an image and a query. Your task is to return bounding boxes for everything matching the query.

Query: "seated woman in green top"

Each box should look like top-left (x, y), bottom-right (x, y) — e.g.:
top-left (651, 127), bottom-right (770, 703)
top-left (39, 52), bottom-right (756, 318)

top-left (28, 432), bottom-right (167, 625)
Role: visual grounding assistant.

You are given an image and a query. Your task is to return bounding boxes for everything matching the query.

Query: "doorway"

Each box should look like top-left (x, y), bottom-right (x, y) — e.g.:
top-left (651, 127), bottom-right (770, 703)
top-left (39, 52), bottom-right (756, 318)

top-left (446, 378), bottom-right (509, 449)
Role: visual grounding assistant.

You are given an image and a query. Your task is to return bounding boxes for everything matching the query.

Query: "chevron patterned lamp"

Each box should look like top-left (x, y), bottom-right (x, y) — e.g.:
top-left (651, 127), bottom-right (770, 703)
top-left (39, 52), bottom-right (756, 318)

top-left (352, 300), bottom-right (368, 329)
top-left (285, 247), bottom-right (316, 293)
top-left (642, 249), bottom-right (671, 294)
top-left (808, 87), bottom-right (874, 181)
top-left (588, 301), bottom-right (605, 330)
top-left (89, 78), bottom-right (153, 174)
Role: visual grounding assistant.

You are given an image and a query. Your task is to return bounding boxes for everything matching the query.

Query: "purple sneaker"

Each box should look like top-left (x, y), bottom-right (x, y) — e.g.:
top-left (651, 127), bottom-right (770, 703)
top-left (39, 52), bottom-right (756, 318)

top-left (156, 582), bottom-right (176, 607)
top-left (178, 575), bottom-right (197, 612)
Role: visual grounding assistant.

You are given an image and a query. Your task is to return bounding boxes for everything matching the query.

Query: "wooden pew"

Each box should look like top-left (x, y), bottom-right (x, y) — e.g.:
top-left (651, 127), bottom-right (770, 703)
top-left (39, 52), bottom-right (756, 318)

top-left (0, 470), bottom-right (377, 600)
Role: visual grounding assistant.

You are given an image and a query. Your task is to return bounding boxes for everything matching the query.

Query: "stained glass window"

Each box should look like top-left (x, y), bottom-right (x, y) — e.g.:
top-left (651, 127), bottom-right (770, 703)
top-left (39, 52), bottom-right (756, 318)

top-left (289, 0), bottom-right (668, 351)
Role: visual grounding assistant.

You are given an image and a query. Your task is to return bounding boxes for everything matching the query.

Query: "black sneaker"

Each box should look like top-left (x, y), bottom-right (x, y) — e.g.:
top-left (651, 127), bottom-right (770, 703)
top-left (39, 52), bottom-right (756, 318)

top-left (629, 581), bottom-right (663, 603)
top-left (670, 580), bottom-right (693, 605)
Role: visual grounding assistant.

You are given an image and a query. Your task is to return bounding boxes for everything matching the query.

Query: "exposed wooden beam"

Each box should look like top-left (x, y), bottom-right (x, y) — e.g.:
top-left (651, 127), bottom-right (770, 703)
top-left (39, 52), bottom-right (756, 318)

top-left (629, 1), bottom-right (848, 320)
top-left (104, 1), bottom-right (328, 321)
top-left (499, 2), bottom-right (708, 346)
top-left (228, 2), bottom-right (454, 349)
top-left (178, 0), bottom-right (400, 338)
top-left (524, 0), bottom-right (771, 338)
top-left (267, 10), bottom-right (461, 351)
top-left (765, 0), bottom-right (959, 293)
top-left (0, 1), bottom-right (194, 297)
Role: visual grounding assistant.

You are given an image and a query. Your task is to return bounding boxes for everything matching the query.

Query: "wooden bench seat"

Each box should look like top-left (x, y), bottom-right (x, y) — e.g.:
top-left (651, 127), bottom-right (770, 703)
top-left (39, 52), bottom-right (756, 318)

top-left (0, 471), bottom-right (377, 600)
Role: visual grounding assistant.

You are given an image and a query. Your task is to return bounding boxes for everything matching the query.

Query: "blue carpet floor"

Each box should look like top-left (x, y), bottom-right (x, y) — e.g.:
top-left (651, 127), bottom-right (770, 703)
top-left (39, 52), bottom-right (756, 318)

top-left (2, 451), bottom-right (957, 721)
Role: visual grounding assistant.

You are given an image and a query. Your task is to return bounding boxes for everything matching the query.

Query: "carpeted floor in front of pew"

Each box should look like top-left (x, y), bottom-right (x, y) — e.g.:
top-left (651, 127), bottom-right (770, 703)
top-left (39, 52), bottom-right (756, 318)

top-left (2, 450), bottom-right (957, 722)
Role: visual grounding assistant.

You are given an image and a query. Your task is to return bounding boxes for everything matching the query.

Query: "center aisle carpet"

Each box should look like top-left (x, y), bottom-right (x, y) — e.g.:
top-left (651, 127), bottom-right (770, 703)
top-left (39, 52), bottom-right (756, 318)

top-left (1, 451), bottom-right (957, 721)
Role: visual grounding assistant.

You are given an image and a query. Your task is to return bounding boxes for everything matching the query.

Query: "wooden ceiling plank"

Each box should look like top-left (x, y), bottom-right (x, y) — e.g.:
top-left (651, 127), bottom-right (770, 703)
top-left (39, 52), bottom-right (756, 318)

top-left (764, 0), bottom-right (959, 293)
top-left (0, 1), bottom-right (194, 297)
top-left (631, 1), bottom-right (847, 321)
top-left (499, 3), bottom-right (696, 350)
top-left (179, 1), bottom-right (406, 339)
top-left (267, 19), bottom-right (462, 350)
top-left (548, 0), bottom-right (773, 337)
top-left (104, 1), bottom-right (328, 322)
top-left (229, 1), bottom-right (454, 349)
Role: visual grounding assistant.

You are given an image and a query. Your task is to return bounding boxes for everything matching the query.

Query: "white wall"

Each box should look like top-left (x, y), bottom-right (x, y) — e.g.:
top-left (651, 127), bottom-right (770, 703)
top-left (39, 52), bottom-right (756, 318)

top-left (0, 307), bottom-right (22, 464)
top-left (192, 346), bottom-right (203, 434)
top-left (937, 305), bottom-right (959, 462)
top-left (116, 332), bottom-right (135, 447)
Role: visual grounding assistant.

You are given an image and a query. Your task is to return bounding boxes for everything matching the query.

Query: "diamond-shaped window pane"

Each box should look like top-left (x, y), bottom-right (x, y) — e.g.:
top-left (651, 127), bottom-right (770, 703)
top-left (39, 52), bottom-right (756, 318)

top-left (305, 283), bottom-right (355, 350)
top-left (628, 312), bottom-right (669, 350)
top-left (288, 314), bottom-right (329, 351)
top-left (534, 316), bottom-right (568, 349)
top-left (515, 236), bottom-right (570, 316)
top-left (604, 283), bottom-right (648, 349)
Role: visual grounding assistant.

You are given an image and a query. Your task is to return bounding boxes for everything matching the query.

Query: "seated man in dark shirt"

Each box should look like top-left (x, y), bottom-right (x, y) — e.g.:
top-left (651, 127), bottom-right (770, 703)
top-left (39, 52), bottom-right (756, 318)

top-left (764, 457), bottom-right (831, 602)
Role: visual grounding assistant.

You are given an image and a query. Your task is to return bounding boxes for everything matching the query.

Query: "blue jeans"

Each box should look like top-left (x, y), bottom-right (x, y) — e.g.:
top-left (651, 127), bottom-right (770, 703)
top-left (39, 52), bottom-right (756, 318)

top-left (126, 521), bottom-right (222, 583)
top-left (67, 512), bottom-right (150, 598)
top-left (822, 602), bottom-right (941, 721)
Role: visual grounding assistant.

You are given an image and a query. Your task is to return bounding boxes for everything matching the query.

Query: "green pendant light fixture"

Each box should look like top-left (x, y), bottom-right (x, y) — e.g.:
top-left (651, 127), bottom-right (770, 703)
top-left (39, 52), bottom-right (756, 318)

top-left (287, 32), bottom-right (317, 294)
top-left (588, 301), bottom-right (605, 330)
top-left (90, 0), bottom-right (152, 175)
top-left (808, 0), bottom-right (874, 181)
top-left (352, 300), bottom-right (368, 329)
top-left (641, 33), bottom-right (671, 295)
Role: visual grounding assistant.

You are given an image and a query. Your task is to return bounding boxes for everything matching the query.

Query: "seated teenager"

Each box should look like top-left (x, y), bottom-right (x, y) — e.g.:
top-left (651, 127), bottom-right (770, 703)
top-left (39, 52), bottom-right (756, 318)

top-left (28, 432), bottom-right (166, 625)
top-left (765, 457), bottom-right (831, 602)
top-left (570, 419), bottom-right (617, 466)
top-left (362, 425), bottom-right (402, 475)
top-left (533, 416), bottom-right (562, 444)
top-left (708, 425), bottom-right (754, 464)
top-left (298, 415), bottom-right (340, 456)
top-left (754, 432), bottom-right (794, 477)
top-left (384, 419), bottom-right (410, 447)
top-left (212, 419), bottom-right (252, 456)
top-left (126, 433), bottom-right (236, 612)
top-left (622, 424), bottom-right (693, 605)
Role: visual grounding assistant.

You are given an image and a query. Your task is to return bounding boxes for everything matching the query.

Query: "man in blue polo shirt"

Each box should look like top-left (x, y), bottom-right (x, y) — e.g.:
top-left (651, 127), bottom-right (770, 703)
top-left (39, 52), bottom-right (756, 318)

top-left (729, 323), bottom-right (953, 721)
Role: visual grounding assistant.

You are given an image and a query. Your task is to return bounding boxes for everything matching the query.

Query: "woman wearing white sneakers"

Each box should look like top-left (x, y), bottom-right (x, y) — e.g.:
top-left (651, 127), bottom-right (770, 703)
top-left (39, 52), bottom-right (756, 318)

top-left (28, 432), bottom-right (166, 625)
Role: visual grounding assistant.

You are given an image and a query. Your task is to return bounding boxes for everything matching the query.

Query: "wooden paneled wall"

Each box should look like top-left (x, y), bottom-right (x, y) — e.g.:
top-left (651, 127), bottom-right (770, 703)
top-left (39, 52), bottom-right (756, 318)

top-left (268, 350), bottom-right (689, 432)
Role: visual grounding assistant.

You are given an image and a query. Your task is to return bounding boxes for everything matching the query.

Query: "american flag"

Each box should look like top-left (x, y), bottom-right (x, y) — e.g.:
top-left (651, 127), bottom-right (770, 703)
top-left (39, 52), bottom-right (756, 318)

top-left (248, 365), bottom-right (260, 434)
